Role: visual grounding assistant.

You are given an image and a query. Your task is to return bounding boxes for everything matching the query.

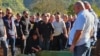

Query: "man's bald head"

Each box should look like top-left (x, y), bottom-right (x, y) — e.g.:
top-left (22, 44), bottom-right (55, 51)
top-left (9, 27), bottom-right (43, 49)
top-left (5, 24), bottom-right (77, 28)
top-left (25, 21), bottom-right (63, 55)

top-left (74, 1), bottom-right (85, 14)
top-left (75, 1), bottom-right (85, 9)
top-left (83, 1), bottom-right (91, 10)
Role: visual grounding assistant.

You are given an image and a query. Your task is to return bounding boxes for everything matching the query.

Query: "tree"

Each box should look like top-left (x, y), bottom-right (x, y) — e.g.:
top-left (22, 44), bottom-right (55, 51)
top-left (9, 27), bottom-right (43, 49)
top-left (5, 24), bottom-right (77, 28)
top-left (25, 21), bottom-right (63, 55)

top-left (91, 4), bottom-right (100, 17)
top-left (67, 4), bottom-right (75, 15)
top-left (30, 0), bottom-right (67, 14)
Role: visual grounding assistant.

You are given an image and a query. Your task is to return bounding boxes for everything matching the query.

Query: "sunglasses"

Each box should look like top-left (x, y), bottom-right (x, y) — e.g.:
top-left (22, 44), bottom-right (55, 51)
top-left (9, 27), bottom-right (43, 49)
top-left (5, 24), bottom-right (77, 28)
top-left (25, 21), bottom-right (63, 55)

top-left (0, 12), bottom-right (2, 14)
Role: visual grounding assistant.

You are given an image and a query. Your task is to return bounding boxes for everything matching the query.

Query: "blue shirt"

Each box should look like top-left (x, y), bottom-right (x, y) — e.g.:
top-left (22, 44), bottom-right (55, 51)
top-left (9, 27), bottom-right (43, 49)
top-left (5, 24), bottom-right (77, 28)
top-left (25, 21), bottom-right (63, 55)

top-left (69, 10), bottom-right (94, 46)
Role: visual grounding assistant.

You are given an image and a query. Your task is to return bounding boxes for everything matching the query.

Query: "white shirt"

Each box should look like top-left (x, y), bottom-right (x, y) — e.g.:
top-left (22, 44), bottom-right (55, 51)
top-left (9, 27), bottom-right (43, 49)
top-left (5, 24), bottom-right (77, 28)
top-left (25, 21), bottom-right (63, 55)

top-left (69, 10), bottom-right (94, 46)
top-left (90, 9), bottom-right (99, 39)
top-left (35, 18), bottom-right (42, 22)
top-left (52, 19), bottom-right (66, 36)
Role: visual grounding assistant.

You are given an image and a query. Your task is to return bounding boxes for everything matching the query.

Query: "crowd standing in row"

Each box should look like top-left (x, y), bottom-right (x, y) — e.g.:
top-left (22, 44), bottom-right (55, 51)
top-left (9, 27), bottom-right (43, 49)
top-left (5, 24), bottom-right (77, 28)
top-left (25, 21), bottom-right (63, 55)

top-left (0, 1), bottom-right (100, 56)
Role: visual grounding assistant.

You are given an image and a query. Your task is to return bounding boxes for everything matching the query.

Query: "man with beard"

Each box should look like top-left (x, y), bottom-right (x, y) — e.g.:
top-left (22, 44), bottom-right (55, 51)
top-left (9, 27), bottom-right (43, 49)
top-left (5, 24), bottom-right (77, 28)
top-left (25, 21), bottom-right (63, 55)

top-left (20, 11), bottom-right (31, 54)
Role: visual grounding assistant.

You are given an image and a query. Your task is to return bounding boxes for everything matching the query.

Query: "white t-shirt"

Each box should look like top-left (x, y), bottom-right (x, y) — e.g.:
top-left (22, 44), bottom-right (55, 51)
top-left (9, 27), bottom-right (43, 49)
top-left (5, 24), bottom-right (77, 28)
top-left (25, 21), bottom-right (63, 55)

top-left (52, 19), bottom-right (66, 36)
top-left (69, 10), bottom-right (94, 46)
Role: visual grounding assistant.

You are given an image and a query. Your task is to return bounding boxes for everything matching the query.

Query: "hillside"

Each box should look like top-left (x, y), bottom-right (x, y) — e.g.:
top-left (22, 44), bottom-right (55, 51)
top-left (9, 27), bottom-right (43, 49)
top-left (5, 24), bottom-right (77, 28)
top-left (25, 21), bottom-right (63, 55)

top-left (29, 0), bottom-right (70, 14)
top-left (0, 0), bottom-right (27, 13)
top-left (23, 0), bottom-right (100, 9)
top-left (0, 0), bottom-right (100, 15)
top-left (23, 0), bottom-right (100, 14)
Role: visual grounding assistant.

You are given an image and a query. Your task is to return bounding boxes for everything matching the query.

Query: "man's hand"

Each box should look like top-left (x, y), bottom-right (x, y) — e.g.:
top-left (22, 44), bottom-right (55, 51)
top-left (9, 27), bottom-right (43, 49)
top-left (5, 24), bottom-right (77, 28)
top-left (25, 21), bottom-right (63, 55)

top-left (15, 34), bottom-right (17, 39)
top-left (22, 35), bottom-right (26, 40)
top-left (64, 34), bottom-right (68, 39)
top-left (32, 47), bottom-right (39, 52)
top-left (69, 45), bottom-right (75, 53)
top-left (50, 35), bottom-right (53, 41)
top-left (3, 35), bottom-right (7, 41)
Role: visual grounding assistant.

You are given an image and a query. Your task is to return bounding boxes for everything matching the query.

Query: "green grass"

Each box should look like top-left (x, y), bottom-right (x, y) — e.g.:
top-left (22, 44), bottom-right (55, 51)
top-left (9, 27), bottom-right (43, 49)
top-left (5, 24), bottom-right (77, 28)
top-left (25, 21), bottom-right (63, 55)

top-left (37, 51), bottom-right (72, 56)
top-left (16, 51), bottom-right (72, 56)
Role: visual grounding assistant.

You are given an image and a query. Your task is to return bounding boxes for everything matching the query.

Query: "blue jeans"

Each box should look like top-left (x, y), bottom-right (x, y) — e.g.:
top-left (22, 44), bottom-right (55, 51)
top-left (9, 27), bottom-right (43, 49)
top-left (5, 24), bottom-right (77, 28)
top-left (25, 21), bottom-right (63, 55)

top-left (73, 43), bottom-right (90, 56)
top-left (7, 36), bottom-right (16, 56)
top-left (0, 37), bottom-right (8, 56)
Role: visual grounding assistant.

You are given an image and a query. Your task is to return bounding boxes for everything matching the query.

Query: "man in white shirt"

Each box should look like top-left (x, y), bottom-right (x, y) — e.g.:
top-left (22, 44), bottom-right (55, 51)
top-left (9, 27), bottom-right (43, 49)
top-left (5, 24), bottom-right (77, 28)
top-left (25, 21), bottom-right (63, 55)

top-left (52, 12), bottom-right (67, 50)
top-left (84, 1), bottom-right (99, 56)
top-left (69, 1), bottom-right (94, 56)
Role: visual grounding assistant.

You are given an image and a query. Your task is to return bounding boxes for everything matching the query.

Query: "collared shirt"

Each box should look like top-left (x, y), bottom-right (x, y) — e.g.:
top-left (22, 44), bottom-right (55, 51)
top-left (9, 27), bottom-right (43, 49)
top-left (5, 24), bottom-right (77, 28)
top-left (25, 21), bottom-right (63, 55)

top-left (40, 22), bottom-right (54, 38)
top-left (52, 19), bottom-right (66, 36)
top-left (89, 9), bottom-right (99, 39)
top-left (69, 10), bottom-right (94, 46)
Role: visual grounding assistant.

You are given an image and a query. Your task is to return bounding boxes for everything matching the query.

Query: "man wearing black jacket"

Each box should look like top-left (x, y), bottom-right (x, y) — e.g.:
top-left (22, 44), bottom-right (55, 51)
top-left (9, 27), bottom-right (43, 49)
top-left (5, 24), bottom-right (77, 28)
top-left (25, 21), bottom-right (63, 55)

top-left (38, 13), bottom-right (54, 50)
top-left (20, 11), bottom-right (31, 54)
top-left (14, 13), bottom-right (24, 54)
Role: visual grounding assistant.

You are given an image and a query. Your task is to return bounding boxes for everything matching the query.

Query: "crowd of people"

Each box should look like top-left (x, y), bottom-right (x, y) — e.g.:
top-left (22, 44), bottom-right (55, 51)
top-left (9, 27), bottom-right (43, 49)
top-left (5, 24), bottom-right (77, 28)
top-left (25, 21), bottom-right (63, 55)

top-left (0, 1), bottom-right (100, 56)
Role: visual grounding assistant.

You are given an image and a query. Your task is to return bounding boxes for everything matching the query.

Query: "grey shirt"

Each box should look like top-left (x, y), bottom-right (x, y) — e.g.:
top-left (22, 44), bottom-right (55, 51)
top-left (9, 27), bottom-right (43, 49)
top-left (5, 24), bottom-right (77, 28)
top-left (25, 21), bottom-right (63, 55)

top-left (0, 18), bottom-right (5, 37)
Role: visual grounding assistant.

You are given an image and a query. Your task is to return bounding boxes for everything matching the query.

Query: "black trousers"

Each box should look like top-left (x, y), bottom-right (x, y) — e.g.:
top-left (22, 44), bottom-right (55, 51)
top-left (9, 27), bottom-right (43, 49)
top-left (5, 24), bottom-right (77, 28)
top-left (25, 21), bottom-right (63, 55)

top-left (16, 35), bottom-right (28, 54)
top-left (52, 34), bottom-right (67, 50)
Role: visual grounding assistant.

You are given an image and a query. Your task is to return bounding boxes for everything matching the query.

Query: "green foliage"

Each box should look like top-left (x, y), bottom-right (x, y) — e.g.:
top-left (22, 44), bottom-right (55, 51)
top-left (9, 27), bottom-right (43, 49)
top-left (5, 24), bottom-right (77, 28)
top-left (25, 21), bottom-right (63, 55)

top-left (91, 4), bottom-right (100, 17)
top-left (30, 0), bottom-right (68, 14)
top-left (0, 0), bottom-right (27, 14)
top-left (67, 4), bottom-right (75, 15)
top-left (0, 0), bottom-right (100, 16)
top-left (66, 1), bottom-right (100, 17)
